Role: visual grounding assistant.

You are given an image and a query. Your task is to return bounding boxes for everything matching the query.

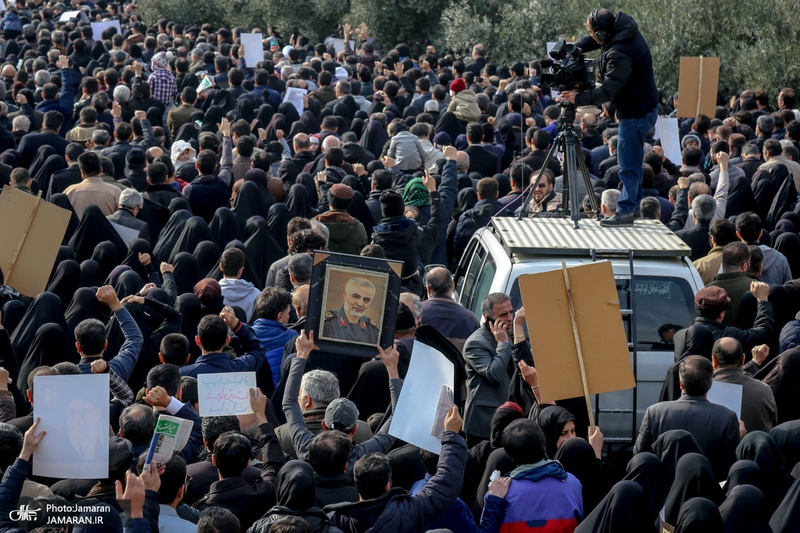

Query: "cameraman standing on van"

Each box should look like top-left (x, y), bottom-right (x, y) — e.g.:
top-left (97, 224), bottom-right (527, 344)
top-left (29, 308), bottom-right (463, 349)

top-left (560, 9), bottom-right (658, 227)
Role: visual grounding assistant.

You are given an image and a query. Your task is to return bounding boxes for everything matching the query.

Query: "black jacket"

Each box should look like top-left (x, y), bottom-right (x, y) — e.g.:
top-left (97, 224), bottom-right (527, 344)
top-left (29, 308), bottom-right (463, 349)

top-left (464, 145), bottom-right (499, 178)
top-left (574, 12), bottom-right (658, 119)
top-left (279, 150), bottom-right (317, 187)
top-left (676, 222), bottom-right (712, 262)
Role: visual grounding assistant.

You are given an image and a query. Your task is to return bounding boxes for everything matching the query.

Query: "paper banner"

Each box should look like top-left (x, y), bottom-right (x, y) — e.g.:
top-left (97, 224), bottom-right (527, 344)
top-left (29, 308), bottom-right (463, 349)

top-left (109, 221), bottom-right (139, 246)
top-left (654, 117), bottom-right (683, 166)
top-left (90, 20), bottom-right (121, 38)
top-left (33, 374), bottom-right (110, 479)
top-left (197, 372), bottom-right (256, 416)
top-left (0, 187), bottom-right (70, 297)
top-left (389, 341), bottom-right (455, 454)
top-left (707, 380), bottom-right (742, 419)
top-left (283, 87), bottom-right (307, 121)
top-left (240, 33), bottom-right (264, 69)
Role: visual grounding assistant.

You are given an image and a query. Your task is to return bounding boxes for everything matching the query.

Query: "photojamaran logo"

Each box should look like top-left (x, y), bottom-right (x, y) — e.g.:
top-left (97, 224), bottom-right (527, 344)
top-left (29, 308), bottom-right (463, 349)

top-left (9, 505), bottom-right (38, 522)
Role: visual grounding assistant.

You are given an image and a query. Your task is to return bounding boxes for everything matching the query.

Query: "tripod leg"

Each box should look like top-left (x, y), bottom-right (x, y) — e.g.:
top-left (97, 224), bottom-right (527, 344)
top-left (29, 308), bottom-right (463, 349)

top-left (575, 141), bottom-right (600, 215)
top-left (563, 133), bottom-right (585, 226)
top-left (516, 134), bottom-right (563, 218)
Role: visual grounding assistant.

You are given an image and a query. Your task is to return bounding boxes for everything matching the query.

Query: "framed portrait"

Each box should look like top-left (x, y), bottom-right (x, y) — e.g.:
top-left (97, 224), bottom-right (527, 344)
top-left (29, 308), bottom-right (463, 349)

top-left (306, 251), bottom-right (403, 358)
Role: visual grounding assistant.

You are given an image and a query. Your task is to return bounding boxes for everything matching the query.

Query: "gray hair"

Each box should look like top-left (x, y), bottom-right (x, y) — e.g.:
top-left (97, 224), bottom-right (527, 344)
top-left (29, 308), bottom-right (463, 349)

top-left (12, 115), bottom-right (30, 132)
top-left (300, 369), bottom-right (339, 405)
top-left (34, 69), bottom-right (51, 87)
top-left (112, 50), bottom-right (127, 63)
top-left (399, 292), bottom-right (421, 318)
top-left (114, 85), bottom-right (131, 103)
top-left (691, 193), bottom-right (716, 223)
top-left (456, 151), bottom-right (470, 173)
top-left (601, 189), bottom-right (620, 213)
top-left (609, 135), bottom-right (619, 151)
top-left (92, 129), bottom-right (111, 145)
top-left (346, 277), bottom-right (375, 293)
top-left (288, 253), bottom-right (312, 284)
top-left (742, 143), bottom-right (760, 157)
top-left (481, 292), bottom-right (511, 319)
top-left (757, 114), bottom-right (774, 134)
top-left (119, 404), bottom-right (155, 444)
top-left (309, 219), bottom-right (329, 247)
top-left (119, 188), bottom-right (144, 210)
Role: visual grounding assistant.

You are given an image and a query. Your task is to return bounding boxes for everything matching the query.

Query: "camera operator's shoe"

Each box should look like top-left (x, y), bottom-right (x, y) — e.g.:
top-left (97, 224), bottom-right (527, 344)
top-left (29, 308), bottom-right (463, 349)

top-left (600, 212), bottom-right (635, 227)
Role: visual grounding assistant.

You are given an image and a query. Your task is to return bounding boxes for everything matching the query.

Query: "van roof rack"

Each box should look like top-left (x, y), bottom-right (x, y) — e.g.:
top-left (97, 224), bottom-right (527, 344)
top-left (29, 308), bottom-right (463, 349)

top-left (491, 217), bottom-right (691, 258)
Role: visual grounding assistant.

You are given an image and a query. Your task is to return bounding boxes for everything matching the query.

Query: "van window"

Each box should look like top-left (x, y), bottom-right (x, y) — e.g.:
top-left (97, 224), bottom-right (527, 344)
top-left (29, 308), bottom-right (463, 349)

top-left (469, 254), bottom-right (497, 317)
top-left (509, 275), bottom-right (696, 351)
top-left (457, 243), bottom-right (485, 309)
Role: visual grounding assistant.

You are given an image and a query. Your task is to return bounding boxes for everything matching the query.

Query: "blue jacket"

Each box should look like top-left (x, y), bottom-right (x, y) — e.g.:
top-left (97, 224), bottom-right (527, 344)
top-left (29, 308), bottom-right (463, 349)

top-left (35, 67), bottom-right (75, 134)
top-left (78, 307), bottom-right (143, 382)
top-left (252, 319), bottom-right (298, 387)
top-left (411, 475), bottom-right (478, 533)
top-left (180, 322), bottom-right (267, 378)
top-left (430, 159), bottom-right (459, 265)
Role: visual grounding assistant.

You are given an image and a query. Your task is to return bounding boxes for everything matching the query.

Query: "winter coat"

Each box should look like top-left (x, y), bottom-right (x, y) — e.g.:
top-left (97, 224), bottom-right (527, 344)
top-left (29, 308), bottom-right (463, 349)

top-left (387, 131), bottom-right (427, 172)
top-left (315, 210), bottom-right (368, 256)
top-left (253, 319), bottom-right (299, 388)
top-left (220, 278), bottom-right (261, 317)
top-left (447, 90), bottom-right (481, 123)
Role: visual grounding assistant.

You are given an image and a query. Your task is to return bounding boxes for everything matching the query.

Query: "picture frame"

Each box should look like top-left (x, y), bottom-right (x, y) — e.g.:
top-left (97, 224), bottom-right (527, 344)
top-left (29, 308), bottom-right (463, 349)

top-left (305, 251), bottom-right (403, 358)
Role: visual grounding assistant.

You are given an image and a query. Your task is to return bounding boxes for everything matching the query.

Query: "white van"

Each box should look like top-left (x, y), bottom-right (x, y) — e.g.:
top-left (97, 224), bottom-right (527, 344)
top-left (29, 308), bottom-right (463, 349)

top-left (453, 216), bottom-right (704, 453)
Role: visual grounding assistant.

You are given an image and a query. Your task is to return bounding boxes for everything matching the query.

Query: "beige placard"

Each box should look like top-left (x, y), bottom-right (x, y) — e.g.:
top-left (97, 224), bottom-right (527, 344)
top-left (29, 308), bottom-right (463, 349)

top-left (0, 186), bottom-right (70, 297)
top-left (677, 56), bottom-right (720, 119)
top-left (518, 261), bottom-right (635, 403)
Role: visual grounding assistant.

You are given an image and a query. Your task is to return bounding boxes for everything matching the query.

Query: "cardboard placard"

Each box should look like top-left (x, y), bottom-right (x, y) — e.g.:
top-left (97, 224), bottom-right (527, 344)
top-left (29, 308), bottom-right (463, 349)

top-left (677, 56), bottom-right (720, 119)
top-left (240, 33), bottom-right (264, 69)
top-left (90, 20), bottom-right (121, 38)
top-left (0, 187), bottom-right (70, 297)
top-left (518, 261), bottom-right (635, 404)
top-left (389, 341), bottom-right (455, 454)
top-left (33, 374), bottom-right (110, 479)
top-left (197, 371), bottom-right (256, 416)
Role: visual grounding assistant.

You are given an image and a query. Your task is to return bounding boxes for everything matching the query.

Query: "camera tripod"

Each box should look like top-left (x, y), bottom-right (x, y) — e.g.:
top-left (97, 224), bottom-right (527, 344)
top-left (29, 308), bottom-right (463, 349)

top-left (518, 102), bottom-right (599, 228)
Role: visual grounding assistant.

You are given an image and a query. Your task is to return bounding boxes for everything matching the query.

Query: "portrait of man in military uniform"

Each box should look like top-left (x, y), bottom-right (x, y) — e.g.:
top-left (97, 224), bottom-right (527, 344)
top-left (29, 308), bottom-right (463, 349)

top-left (321, 275), bottom-right (382, 345)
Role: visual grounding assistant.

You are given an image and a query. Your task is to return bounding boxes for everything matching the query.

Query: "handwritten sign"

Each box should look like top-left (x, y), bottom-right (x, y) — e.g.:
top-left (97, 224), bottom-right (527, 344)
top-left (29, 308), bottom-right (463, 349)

top-left (197, 372), bottom-right (256, 416)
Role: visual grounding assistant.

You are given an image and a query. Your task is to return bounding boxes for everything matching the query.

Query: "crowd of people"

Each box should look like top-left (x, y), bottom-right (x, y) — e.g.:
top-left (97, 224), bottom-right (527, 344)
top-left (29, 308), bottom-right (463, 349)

top-left (0, 1), bottom-right (798, 532)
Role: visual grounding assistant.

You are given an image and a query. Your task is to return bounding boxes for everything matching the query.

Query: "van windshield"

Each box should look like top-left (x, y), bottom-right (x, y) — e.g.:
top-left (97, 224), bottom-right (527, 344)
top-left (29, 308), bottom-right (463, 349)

top-left (509, 275), bottom-right (697, 351)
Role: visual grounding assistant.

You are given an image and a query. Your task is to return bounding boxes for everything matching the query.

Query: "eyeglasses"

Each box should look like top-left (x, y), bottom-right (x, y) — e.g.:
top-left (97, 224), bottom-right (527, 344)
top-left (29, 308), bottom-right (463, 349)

top-left (184, 475), bottom-right (193, 487)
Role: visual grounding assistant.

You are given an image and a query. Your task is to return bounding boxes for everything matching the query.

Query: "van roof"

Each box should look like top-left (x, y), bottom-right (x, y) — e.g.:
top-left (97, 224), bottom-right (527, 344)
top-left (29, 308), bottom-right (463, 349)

top-left (491, 217), bottom-right (692, 258)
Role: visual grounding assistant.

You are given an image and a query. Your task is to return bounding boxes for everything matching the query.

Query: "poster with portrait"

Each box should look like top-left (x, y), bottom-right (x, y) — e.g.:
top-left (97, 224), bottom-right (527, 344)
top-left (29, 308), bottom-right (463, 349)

top-left (305, 251), bottom-right (403, 358)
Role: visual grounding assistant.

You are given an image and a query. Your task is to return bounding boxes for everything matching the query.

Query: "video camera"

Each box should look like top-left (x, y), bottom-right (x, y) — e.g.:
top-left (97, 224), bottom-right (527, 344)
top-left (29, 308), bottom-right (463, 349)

top-left (540, 39), bottom-right (596, 93)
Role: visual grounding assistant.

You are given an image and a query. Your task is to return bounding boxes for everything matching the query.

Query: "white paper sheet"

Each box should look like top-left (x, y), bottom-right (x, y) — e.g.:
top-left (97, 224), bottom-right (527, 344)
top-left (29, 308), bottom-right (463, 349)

top-left (389, 341), bottom-right (455, 454)
top-left (241, 33), bottom-right (264, 69)
top-left (33, 374), bottom-right (110, 479)
top-left (198, 371), bottom-right (256, 416)
top-left (109, 221), bottom-right (139, 246)
top-left (654, 117), bottom-right (683, 167)
top-left (90, 20), bottom-right (121, 38)
top-left (59, 10), bottom-right (88, 22)
top-left (283, 87), bottom-right (307, 120)
top-left (707, 380), bottom-right (743, 419)
top-left (329, 38), bottom-right (346, 55)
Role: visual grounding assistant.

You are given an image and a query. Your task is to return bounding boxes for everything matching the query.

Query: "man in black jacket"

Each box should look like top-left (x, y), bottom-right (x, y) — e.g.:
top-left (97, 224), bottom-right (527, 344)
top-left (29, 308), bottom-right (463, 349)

top-left (561, 9), bottom-right (658, 226)
top-left (278, 133), bottom-right (317, 188)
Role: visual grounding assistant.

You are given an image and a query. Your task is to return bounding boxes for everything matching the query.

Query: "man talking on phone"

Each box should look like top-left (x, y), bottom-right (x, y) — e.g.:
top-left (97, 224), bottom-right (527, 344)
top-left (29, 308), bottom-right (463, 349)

top-left (560, 9), bottom-right (658, 227)
top-left (463, 292), bottom-right (515, 447)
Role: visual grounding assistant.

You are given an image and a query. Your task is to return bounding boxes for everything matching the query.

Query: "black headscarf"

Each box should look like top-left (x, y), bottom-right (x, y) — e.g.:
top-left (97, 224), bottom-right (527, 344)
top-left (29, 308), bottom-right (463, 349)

top-left (18, 323), bottom-right (74, 395)
top-left (770, 420), bottom-right (800, 474)
top-left (168, 216), bottom-right (215, 263)
top-left (50, 193), bottom-right (80, 244)
top-left (736, 430), bottom-right (792, 502)
top-left (169, 197), bottom-right (192, 215)
top-left (350, 117), bottom-right (365, 138)
top-left (171, 252), bottom-right (201, 297)
top-left (65, 287), bottom-right (109, 334)
top-left (235, 98), bottom-right (257, 123)
top-left (674, 498), bottom-right (724, 533)
top-left (286, 119), bottom-right (306, 140)
top-left (113, 270), bottom-right (144, 300)
top-left (536, 405), bottom-right (576, 459)
top-left (10, 292), bottom-right (68, 359)
top-left (53, 245), bottom-right (77, 268)
top-left (554, 437), bottom-right (611, 514)
top-left (295, 172), bottom-right (318, 205)
top-left (121, 238), bottom-right (152, 282)
top-left (243, 217), bottom-right (283, 290)
top-left (244, 169), bottom-right (276, 208)
top-left (762, 347), bottom-right (800, 424)
top-left (623, 452), bottom-right (666, 525)
top-left (298, 110), bottom-right (319, 136)
top-left (724, 459), bottom-right (764, 496)
top-left (79, 259), bottom-right (102, 288)
top-left (285, 183), bottom-right (314, 218)
top-left (277, 102), bottom-right (300, 127)
top-left (275, 460), bottom-right (315, 511)
top-left (209, 207), bottom-right (241, 250)
top-left (27, 146), bottom-right (56, 189)
top-left (359, 119), bottom-right (388, 157)
top-left (264, 113), bottom-right (286, 142)
top-left (68, 205), bottom-right (128, 262)
top-left (770, 474), bottom-right (800, 533)
top-left (233, 181), bottom-right (270, 235)
top-left (573, 480), bottom-right (650, 533)
top-left (201, 105), bottom-right (226, 132)
top-left (348, 190), bottom-right (374, 239)
top-left (91, 241), bottom-right (121, 283)
top-left (46, 260), bottom-right (81, 312)
top-left (193, 241), bottom-right (221, 280)
top-left (663, 453), bottom-right (724, 526)
top-left (652, 429), bottom-right (702, 491)
top-left (153, 209), bottom-right (193, 264)
top-left (254, 104), bottom-right (275, 130)
top-left (719, 484), bottom-right (771, 533)
top-left (267, 203), bottom-right (290, 254)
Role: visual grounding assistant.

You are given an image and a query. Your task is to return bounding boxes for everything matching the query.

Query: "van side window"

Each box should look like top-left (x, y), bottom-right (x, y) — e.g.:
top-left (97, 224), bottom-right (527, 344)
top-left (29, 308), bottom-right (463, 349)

top-left (468, 253), bottom-right (496, 317)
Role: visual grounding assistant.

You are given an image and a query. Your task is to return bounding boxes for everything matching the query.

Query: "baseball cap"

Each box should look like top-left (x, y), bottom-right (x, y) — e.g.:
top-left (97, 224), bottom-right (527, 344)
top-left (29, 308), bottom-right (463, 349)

top-left (324, 398), bottom-right (359, 432)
